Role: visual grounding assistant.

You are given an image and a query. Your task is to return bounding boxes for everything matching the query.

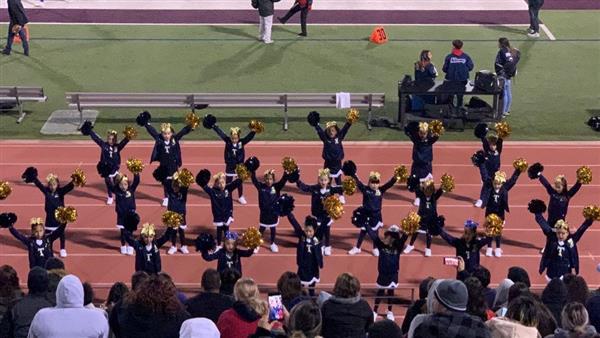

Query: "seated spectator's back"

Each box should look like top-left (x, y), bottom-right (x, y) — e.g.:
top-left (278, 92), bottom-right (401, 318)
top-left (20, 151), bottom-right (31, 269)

top-left (185, 268), bottom-right (234, 323)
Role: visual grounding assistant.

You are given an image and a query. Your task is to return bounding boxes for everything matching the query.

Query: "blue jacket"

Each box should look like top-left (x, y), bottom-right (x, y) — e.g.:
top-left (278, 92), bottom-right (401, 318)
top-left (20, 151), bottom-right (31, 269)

top-left (353, 174), bottom-right (396, 222)
top-left (296, 180), bottom-right (343, 221)
top-left (201, 180), bottom-right (242, 223)
top-left (112, 174), bottom-right (140, 219)
top-left (124, 228), bottom-right (173, 274)
top-left (288, 213), bottom-right (324, 282)
top-left (366, 226), bottom-right (408, 282)
top-left (33, 178), bottom-right (74, 229)
top-left (405, 130), bottom-right (438, 165)
top-left (166, 181), bottom-right (188, 216)
top-left (539, 174), bottom-right (581, 225)
top-left (90, 131), bottom-right (129, 172)
top-left (213, 126), bottom-right (255, 168)
top-left (443, 50), bottom-right (474, 81)
top-left (145, 124), bottom-right (192, 171)
top-left (251, 171), bottom-right (287, 223)
top-left (9, 225), bottom-right (66, 268)
top-left (494, 47), bottom-right (520, 79)
top-left (439, 229), bottom-right (492, 273)
top-left (481, 169), bottom-right (520, 219)
top-left (315, 122), bottom-right (351, 164)
top-left (414, 63), bottom-right (438, 82)
top-left (201, 247), bottom-right (253, 274)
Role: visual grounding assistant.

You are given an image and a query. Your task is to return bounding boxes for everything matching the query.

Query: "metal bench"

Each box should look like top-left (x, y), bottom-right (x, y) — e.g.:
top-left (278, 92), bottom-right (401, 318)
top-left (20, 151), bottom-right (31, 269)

top-left (65, 92), bottom-right (385, 130)
top-left (0, 86), bottom-right (47, 123)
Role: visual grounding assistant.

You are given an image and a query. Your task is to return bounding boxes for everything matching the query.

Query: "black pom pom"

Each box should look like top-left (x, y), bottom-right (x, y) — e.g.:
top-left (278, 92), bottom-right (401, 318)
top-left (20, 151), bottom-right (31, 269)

top-left (471, 150), bottom-right (486, 167)
top-left (0, 212), bottom-right (17, 228)
top-left (136, 111), bottom-right (151, 126)
top-left (528, 199), bottom-right (547, 214)
top-left (527, 162), bottom-right (544, 179)
top-left (193, 104), bottom-right (209, 110)
top-left (96, 161), bottom-right (112, 178)
top-left (285, 169), bottom-right (300, 184)
top-left (342, 160), bottom-right (357, 177)
top-left (404, 121), bottom-right (419, 136)
top-left (277, 194), bottom-right (295, 217)
top-left (351, 207), bottom-right (372, 228)
top-left (195, 169), bottom-right (211, 187)
top-left (407, 175), bottom-right (420, 192)
top-left (429, 215), bottom-right (445, 236)
top-left (474, 123), bottom-right (489, 139)
top-left (80, 120), bottom-right (93, 136)
top-left (195, 233), bottom-right (216, 252)
top-left (202, 114), bottom-right (217, 129)
top-left (304, 216), bottom-right (318, 229)
top-left (21, 167), bottom-right (38, 183)
top-left (123, 211), bottom-right (140, 232)
top-left (307, 111), bottom-right (320, 127)
top-left (245, 156), bottom-right (260, 172)
top-left (152, 166), bottom-right (168, 183)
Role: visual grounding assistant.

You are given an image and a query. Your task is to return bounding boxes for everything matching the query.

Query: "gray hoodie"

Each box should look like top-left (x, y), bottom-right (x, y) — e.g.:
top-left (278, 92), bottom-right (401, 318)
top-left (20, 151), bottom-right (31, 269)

top-left (28, 275), bottom-right (109, 338)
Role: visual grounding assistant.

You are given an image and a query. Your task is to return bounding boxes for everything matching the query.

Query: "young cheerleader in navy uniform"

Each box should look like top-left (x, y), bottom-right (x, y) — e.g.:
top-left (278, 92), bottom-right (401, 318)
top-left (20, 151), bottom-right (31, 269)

top-left (530, 165), bottom-right (583, 227)
top-left (365, 224), bottom-right (408, 321)
top-left (123, 222), bottom-right (174, 274)
top-left (296, 168), bottom-right (343, 256)
top-left (111, 172), bottom-right (140, 255)
top-left (307, 111), bottom-right (354, 204)
top-left (404, 122), bottom-right (439, 206)
top-left (22, 167), bottom-right (76, 258)
top-left (165, 175), bottom-right (189, 255)
top-left (473, 127), bottom-right (504, 208)
top-left (286, 211), bottom-right (324, 297)
top-left (3, 214), bottom-right (66, 268)
top-left (137, 111), bottom-right (192, 207)
top-left (200, 231), bottom-right (254, 274)
top-left (404, 179), bottom-right (445, 257)
top-left (438, 220), bottom-right (493, 275)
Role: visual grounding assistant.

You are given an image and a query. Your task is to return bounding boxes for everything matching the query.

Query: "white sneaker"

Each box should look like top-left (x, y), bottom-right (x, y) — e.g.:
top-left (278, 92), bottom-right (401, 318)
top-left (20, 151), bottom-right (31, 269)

top-left (120, 246), bottom-right (127, 255)
top-left (486, 247), bottom-right (493, 257)
top-left (348, 247), bottom-right (361, 255)
top-left (474, 199), bottom-right (483, 208)
top-left (495, 248), bottom-right (503, 257)
top-left (162, 198), bottom-right (169, 207)
top-left (372, 248), bottom-right (380, 257)
top-left (167, 246), bottom-right (177, 255)
top-left (264, 40), bottom-right (273, 44)
top-left (386, 311), bottom-right (395, 321)
top-left (339, 195), bottom-right (346, 204)
top-left (413, 198), bottom-right (420, 206)
top-left (106, 197), bottom-right (114, 205)
top-left (417, 229), bottom-right (426, 234)
top-left (527, 32), bottom-right (540, 38)
top-left (180, 245), bottom-right (189, 254)
top-left (238, 196), bottom-right (247, 205)
top-left (127, 246), bottom-right (134, 255)
top-left (254, 247), bottom-right (260, 254)
top-left (270, 243), bottom-right (279, 253)
top-left (403, 245), bottom-right (415, 254)
top-left (424, 248), bottom-right (432, 257)
top-left (60, 249), bottom-right (67, 257)
top-left (323, 246), bottom-right (332, 256)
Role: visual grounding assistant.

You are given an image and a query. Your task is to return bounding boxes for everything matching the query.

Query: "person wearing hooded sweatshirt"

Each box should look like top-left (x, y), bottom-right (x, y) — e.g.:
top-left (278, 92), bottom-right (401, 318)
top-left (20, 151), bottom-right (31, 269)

top-left (402, 277), bottom-right (435, 335)
top-left (493, 278), bottom-right (515, 317)
top-left (217, 278), bottom-right (266, 338)
top-left (180, 318), bottom-right (220, 338)
top-left (28, 274), bottom-right (109, 338)
top-left (442, 39), bottom-right (474, 109)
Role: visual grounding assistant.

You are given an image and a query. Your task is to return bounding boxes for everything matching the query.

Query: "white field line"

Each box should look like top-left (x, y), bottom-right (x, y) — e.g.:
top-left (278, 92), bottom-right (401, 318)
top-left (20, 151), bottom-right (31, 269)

top-left (1, 163), bottom-right (599, 168)
top-left (6, 227), bottom-right (600, 232)
top-left (2, 253), bottom-right (597, 258)
top-left (0, 203), bottom-right (596, 208)
top-left (540, 24), bottom-right (557, 41)
top-left (0, 22), bottom-right (535, 27)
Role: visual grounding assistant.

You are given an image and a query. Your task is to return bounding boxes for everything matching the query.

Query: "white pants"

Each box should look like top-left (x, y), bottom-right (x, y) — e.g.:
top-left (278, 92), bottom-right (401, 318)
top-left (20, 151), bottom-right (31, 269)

top-left (259, 15), bottom-right (273, 42)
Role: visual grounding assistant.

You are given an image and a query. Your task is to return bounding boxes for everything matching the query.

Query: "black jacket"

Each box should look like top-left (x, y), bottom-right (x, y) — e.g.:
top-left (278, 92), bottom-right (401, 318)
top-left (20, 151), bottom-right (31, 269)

top-left (114, 301), bottom-right (190, 338)
top-left (8, 0), bottom-right (28, 26)
top-left (0, 293), bottom-right (52, 338)
top-left (124, 228), bottom-right (173, 274)
top-left (321, 296), bottom-right (373, 338)
top-left (252, 0), bottom-right (281, 17)
top-left (185, 292), bottom-right (234, 324)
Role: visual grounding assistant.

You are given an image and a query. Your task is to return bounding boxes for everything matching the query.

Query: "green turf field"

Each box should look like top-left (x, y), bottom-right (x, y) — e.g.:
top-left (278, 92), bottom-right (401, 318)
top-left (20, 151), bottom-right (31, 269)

top-left (0, 10), bottom-right (598, 140)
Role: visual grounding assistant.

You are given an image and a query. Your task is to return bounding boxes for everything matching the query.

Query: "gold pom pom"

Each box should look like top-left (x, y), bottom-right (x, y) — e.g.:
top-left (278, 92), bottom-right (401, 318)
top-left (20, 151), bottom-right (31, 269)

top-left (162, 211), bottom-right (183, 229)
top-left (123, 126), bottom-right (138, 140)
top-left (346, 108), bottom-right (360, 124)
top-left (281, 157), bottom-right (298, 174)
top-left (240, 226), bottom-right (264, 249)
top-left (342, 177), bottom-right (357, 195)
top-left (174, 168), bottom-right (194, 188)
top-left (440, 173), bottom-right (455, 192)
top-left (485, 213), bottom-right (504, 237)
top-left (54, 206), bottom-right (77, 224)
top-left (235, 164), bottom-right (250, 182)
top-left (248, 120), bottom-right (265, 134)
top-left (394, 165), bottom-right (409, 183)
top-left (429, 120), bottom-right (445, 136)
top-left (576, 166), bottom-right (592, 185)
top-left (70, 168), bottom-right (86, 187)
top-left (185, 111), bottom-right (201, 130)
top-left (0, 181), bottom-right (12, 200)
top-left (513, 158), bottom-right (528, 173)
top-left (323, 195), bottom-right (344, 220)
top-left (141, 223), bottom-right (156, 237)
top-left (401, 211), bottom-right (421, 235)
top-left (494, 121), bottom-right (511, 138)
top-left (583, 205), bottom-right (600, 221)
top-left (126, 158), bottom-right (144, 174)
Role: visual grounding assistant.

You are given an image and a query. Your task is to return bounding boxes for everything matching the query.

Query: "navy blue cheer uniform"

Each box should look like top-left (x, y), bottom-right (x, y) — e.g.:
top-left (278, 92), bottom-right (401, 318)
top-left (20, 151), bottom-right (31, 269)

top-left (442, 49), bottom-right (474, 107)
top-left (9, 224), bottom-right (66, 268)
top-left (89, 130), bottom-right (129, 197)
top-left (166, 180), bottom-right (189, 246)
top-left (296, 180), bottom-right (343, 247)
top-left (413, 62), bottom-right (438, 108)
top-left (408, 187), bottom-right (443, 248)
top-left (201, 179), bottom-right (242, 244)
top-left (201, 247), bottom-right (254, 274)
top-left (213, 125), bottom-right (256, 197)
top-left (251, 171), bottom-right (288, 246)
top-left (439, 229), bottom-right (492, 274)
top-left (538, 174), bottom-right (581, 226)
top-left (123, 228), bottom-right (173, 274)
top-left (405, 129), bottom-right (438, 180)
top-left (314, 122), bottom-right (351, 184)
top-left (477, 136), bottom-right (503, 201)
top-left (33, 178), bottom-right (73, 250)
top-left (288, 213), bottom-right (324, 295)
top-left (352, 175), bottom-right (396, 249)
top-left (481, 169), bottom-right (520, 248)
top-left (112, 174), bottom-right (140, 245)
top-left (535, 213), bottom-right (592, 279)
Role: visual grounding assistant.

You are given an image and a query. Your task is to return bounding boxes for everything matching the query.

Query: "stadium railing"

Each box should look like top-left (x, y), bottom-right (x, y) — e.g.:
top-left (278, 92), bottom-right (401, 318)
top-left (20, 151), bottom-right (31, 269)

top-left (0, 86), bottom-right (47, 123)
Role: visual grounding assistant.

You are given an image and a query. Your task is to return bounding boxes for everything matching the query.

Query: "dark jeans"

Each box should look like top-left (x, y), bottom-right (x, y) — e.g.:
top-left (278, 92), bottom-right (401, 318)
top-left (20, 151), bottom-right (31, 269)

top-left (528, 0), bottom-right (544, 33)
top-left (4, 23), bottom-right (29, 55)
top-left (281, 4), bottom-right (308, 35)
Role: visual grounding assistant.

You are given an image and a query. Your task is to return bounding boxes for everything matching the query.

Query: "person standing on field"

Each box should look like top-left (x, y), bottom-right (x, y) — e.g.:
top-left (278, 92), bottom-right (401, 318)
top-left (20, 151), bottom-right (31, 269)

top-left (527, 0), bottom-right (544, 38)
top-left (2, 0), bottom-right (29, 56)
top-left (252, 0), bottom-right (281, 44)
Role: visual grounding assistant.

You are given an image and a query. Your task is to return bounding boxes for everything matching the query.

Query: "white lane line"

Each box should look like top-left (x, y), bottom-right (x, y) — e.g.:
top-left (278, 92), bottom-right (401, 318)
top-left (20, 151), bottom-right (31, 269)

top-left (540, 24), bottom-right (556, 41)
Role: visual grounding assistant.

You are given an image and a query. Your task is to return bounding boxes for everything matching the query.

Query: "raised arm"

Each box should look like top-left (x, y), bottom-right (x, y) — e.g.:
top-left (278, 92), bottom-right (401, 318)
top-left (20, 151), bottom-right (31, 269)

top-left (496, 138), bottom-right (503, 154)
top-left (338, 122), bottom-right (352, 140)
top-left (58, 181), bottom-right (75, 196)
top-left (130, 174), bottom-right (141, 192)
top-left (8, 226), bottom-right (30, 246)
top-left (89, 130), bottom-right (105, 147)
top-left (535, 213), bottom-right (554, 236)
top-left (201, 249), bottom-right (220, 262)
top-left (47, 224), bottom-right (67, 242)
top-left (32, 177), bottom-right (46, 194)
top-left (428, 134), bottom-right (439, 145)
top-left (226, 179), bottom-right (242, 193)
top-left (251, 171), bottom-right (261, 190)
top-left (314, 124), bottom-right (328, 143)
top-left (117, 137), bottom-right (130, 151)
top-left (538, 174), bottom-right (555, 195)
top-left (439, 228), bottom-right (458, 247)
top-left (568, 181), bottom-right (582, 198)
top-left (572, 219), bottom-right (594, 244)
top-left (287, 213), bottom-right (304, 238)
top-left (351, 175), bottom-right (368, 194)
top-left (433, 188), bottom-right (444, 200)
top-left (237, 248), bottom-right (254, 258)
top-left (175, 125), bottom-right (193, 141)
top-left (379, 176), bottom-right (397, 194)
top-left (155, 228), bottom-right (174, 248)
top-left (365, 226), bottom-right (384, 249)
top-left (240, 131), bottom-right (256, 145)
top-left (273, 174), bottom-right (288, 192)
top-left (144, 123), bottom-right (161, 140)
top-left (504, 169), bottom-right (520, 191)
top-left (213, 125), bottom-right (229, 142)
top-left (122, 230), bottom-right (141, 249)
top-left (295, 179), bottom-right (312, 193)
top-left (476, 236), bottom-right (493, 250)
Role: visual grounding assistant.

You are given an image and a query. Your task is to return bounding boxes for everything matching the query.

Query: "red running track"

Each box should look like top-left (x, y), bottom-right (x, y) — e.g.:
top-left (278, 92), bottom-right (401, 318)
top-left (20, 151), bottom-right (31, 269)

top-left (1, 140), bottom-right (600, 294)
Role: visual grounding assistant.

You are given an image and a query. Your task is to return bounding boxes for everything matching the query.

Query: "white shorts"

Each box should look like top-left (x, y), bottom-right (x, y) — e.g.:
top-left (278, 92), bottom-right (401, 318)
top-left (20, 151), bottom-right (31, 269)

top-left (301, 277), bottom-right (320, 286)
top-left (376, 282), bottom-right (399, 289)
top-left (419, 173), bottom-right (434, 182)
top-left (45, 226), bottom-right (59, 231)
top-left (317, 219), bottom-right (334, 227)
top-left (259, 221), bottom-right (279, 228)
top-left (330, 170), bottom-right (343, 179)
top-left (109, 170), bottom-right (120, 179)
top-left (116, 224), bottom-right (124, 229)
top-left (225, 173), bottom-right (237, 178)
top-left (214, 217), bottom-right (234, 227)
top-left (361, 221), bottom-right (383, 231)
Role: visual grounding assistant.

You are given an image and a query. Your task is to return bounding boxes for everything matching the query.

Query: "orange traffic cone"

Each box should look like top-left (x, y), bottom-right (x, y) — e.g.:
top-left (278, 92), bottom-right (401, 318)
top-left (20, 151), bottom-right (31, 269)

top-left (14, 25), bottom-right (30, 44)
top-left (369, 26), bottom-right (388, 44)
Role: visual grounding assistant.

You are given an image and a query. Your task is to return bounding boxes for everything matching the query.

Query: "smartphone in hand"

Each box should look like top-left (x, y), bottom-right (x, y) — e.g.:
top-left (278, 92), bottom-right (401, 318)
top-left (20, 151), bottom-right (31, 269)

top-left (443, 257), bottom-right (459, 266)
top-left (268, 293), bottom-right (284, 321)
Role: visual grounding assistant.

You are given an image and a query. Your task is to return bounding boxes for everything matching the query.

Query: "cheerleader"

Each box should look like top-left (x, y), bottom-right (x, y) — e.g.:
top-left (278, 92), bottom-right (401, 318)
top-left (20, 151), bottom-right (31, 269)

top-left (534, 170), bottom-right (582, 227)
top-left (308, 111), bottom-right (353, 204)
top-left (438, 220), bottom-right (493, 275)
top-left (81, 122), bottom-right (129, 205)
top-left (23, 167), bottom-right (75, 257)
top-left (534, 212), bottom-right (594, 280)
top-left (479, 169), bottom-right (521, 257)
top-left (251, 168), bottom-right (289, 252)
top-left (165, 176), bottom-right (189, 255)
top-left (474, 130), bottom-right (503, 208)
top-left (211, 123), bottom-right (256, 205)
top-left (365, 224), bottom-right (408, 321)
top-left (347, 168), bottom-right (397, 256)
top-left (296, 168), bottom-right (343, 256)
top-left (111, 172), bottom-right (140, 255)
top-left (287, 211), bottom-right (324, 297)
top-left (200, 231), bottom-right (254, 274)
top-left (404, 122), bottom-right (439, 206)
top-left (197, 170), bottom-right (242, 245)
top-left (123, 223), bottom-right (174, 274)
top-left (403, 179), bottom-right (444, 257)
top-left (138, 111), bottom-right (192, 207)
top-left (3, 215), bottom-right (66, 268)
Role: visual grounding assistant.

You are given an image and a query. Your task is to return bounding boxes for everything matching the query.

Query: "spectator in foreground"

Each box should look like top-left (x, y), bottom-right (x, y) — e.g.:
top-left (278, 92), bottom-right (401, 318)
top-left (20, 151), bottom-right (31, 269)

top-left (586, 290), bottom-right (600, 333)
top-left (507, 282), bottom-right (530, 304)
top-left (547, 302), bottom-right (597, 338)
top-left (0, 265), bottom-right (23, 323)
top-left (402, 277), bottom-right (435, 334)
top-left (507, 267), bottom-right (531, 287)
top-left (46, 268), bottom-right (67, 306)
top-left (493, 279), bottom-right (515, 317)
top-left (104, 282), bottom-right (129, 314)
top-left (217, 277), bottom-right (267, 338)
top-left (473, 266), bottom-right (496, 309)
top-left (369, 319), bottom-right (402, 338)
top-left (464, 277), bottom-right (494, 321)
top-left (185, 268), bottom-right (234, 323)
top-left (486, 296), bottom-right (540, 338)
top-left (220, 268), bottom-right (242, 296)
top-left (180, 318), bottom-right (220, 338)
top-left (252, 300), bottom-right (322, 338)
top-left (321, 273), bottom-right (373, 338)
top-left (542, 278), bottom-right (568, 325)
top-left (43, 257), bottom-right (65, 271)
top-left (564, 274), bottom-right (590, 305)
top-left (108, 271), bottom-right (149, 338)
top-left (535, 300), bottom-right (558, 337)
top-left (28, 274), bottom-right (109, 338)
top-left (83, 282), bottom-right (108, 318)
top-left (277, 271), bottom-right (308, 311)
top-left (442, 39), bottom-right (474, 109)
